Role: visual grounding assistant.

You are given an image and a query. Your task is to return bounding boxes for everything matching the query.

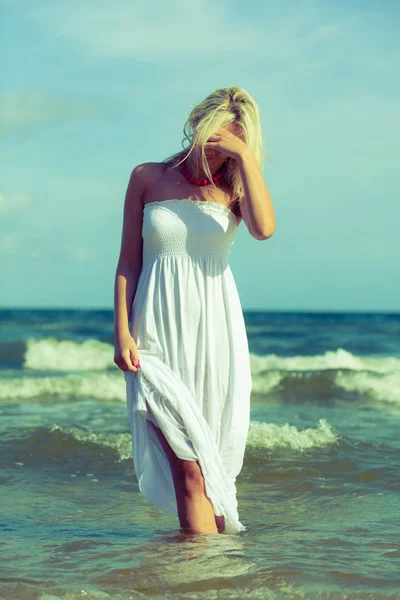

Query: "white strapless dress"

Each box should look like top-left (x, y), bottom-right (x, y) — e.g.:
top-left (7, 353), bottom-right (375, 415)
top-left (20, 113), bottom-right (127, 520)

top-left (124, 199), bottom-right (252, 534)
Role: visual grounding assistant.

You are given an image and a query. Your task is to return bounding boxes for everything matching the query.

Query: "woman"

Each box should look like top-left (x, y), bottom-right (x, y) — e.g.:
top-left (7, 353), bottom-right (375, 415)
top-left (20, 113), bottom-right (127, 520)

top-left (114, 86), bottom-right (276, 535)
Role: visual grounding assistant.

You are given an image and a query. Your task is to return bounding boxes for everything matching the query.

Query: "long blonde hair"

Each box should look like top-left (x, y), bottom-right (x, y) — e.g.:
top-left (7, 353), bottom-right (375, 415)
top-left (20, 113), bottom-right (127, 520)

top-left (162, 86), bottom-right (272, 209)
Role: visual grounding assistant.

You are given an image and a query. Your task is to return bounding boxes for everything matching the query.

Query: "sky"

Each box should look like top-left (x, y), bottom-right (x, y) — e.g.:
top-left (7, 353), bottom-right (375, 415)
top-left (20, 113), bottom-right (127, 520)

top-left (1, 0), bottom-right (399, 311)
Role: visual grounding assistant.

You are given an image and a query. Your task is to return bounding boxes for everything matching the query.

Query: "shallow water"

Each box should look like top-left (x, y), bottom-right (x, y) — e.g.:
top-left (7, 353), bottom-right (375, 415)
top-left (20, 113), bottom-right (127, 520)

top-left (1, 309), bottom-right (399, 599)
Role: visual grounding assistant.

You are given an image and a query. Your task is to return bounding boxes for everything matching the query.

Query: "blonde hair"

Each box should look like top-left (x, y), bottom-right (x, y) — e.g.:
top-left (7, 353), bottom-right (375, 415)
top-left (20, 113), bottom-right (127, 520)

top-left (162, 86), bottom-right (273, 209)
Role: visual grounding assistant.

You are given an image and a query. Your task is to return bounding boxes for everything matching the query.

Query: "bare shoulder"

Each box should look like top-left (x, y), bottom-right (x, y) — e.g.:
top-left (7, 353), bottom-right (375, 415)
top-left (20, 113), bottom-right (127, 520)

top-left (124, 162), bottom-right (157, 209)
top-left (129, 162), bottom-right (158, 187)
top-left (133, 161), bottom-right (164, 182)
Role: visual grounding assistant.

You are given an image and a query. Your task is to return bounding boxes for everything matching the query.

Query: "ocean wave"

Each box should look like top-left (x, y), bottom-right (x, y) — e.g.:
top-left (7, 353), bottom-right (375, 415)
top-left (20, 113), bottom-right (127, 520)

top-left (3, 419), bottom-right (340, 468)
top-left (247, 418), bottom-right (340, 451)
top-left (335, 371), bottom-right (400, 405)
top-left (250, 347), bottom-right (400, 374)
top-left (249, 348), bottom-right (400, 407)
top-left (19, 339), bottom-right (400, 374)
top-left (23, 337), bottom-right (115, 371)
top-left (0, 368), bottom-right (387, 406)
top-left (0, 340), bottom-right (397, 408)
top-left (0, 372), bottom-right (125, 403)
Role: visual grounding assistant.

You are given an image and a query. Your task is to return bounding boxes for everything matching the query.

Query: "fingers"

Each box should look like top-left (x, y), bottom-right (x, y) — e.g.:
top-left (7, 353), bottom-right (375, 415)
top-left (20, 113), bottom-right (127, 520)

top-left (122, 353), bottom-right (139, 372)
top-left (122, 353), bottom-right (137, 372)
top-left (130, 347), bottom-right (141, 371)
top-left (114, 349), bottom-right (141, 373)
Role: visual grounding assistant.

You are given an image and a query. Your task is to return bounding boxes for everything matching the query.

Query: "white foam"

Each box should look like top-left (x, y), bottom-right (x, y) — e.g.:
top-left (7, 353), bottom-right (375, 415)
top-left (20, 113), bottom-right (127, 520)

top-left (24, 337), bottom-right (114, 371)
top-left (247, 418), bottom-right (339, 450)
top-left (12, 341), bottom-right (400, 407)
top-left (48, 418), bottom-right (339, 460)
top-left (335, 371), bottom-right (400, 405)
top-left (24, 339), bottom-right (400, 376)
top-left (250, 348), bottom-right (400, 374)
top-left (250, 371), bottom-right (283, 394)
top-left (0, 372), bottom-right (125, 402)
top-left (49, 424), bottom-right (132, 461)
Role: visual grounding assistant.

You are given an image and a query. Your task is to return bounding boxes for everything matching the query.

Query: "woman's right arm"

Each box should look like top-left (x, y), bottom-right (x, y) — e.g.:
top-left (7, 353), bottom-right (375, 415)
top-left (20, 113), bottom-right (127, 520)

top-left (113, 165), bottom-right (146, 373)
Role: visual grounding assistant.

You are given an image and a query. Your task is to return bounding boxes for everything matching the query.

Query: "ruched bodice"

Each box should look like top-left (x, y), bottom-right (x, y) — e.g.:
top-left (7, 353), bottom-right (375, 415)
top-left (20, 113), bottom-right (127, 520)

top-left (142, 199), bottom-right (237, 266)
top-left (124, 198), bottom-right (252, 534)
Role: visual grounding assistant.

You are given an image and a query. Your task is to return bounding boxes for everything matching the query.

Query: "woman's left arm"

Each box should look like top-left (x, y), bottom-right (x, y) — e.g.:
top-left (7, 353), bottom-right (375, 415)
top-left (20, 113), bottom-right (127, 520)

top-left (236, 148), bottom-right (276, 240)
top-left (204, 129), bottom-right (276, 240)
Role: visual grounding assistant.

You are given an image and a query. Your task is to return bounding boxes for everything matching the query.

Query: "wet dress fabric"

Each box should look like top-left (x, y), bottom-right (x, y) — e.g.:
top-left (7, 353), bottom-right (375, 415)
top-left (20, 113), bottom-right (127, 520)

top-left (124, 199), bottom-right (252, 533)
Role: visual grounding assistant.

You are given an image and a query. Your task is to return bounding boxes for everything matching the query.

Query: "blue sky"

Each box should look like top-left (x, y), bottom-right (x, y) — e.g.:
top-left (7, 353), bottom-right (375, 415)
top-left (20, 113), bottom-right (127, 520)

top-left (1, 0), bottom-right (399, 311)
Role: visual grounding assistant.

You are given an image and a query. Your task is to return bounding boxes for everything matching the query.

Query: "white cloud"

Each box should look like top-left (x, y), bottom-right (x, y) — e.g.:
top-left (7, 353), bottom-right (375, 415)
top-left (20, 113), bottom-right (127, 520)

top-left (0, 191), bottom-right (31, 214)
top-left (0, 234), bottom-right (16, 253)
top-left (14, 0), bottom-right (396, 98)
top-left (64, 244), bottom-right (97, 261)
top-left (16, 0), bottom-right (372, 64)
top-left (0, 91), bottom-right (104, 136)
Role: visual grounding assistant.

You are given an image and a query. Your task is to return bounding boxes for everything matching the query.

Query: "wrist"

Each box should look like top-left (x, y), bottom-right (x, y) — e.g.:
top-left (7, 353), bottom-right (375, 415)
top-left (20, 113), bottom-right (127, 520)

top-left (114, 325), bottom-right (130, 338)
top-left (235, 146), bottom-right (253, 166)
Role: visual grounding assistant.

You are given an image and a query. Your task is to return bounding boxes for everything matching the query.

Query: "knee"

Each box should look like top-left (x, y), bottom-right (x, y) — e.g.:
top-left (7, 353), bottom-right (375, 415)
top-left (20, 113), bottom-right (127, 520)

top-left (173, 460), bottom-right (205, 496)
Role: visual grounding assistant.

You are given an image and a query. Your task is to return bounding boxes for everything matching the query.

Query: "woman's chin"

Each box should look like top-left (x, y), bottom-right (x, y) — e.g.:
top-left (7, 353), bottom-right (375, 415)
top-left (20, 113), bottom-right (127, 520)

top-left (206, 154), bottom-right (223, 164)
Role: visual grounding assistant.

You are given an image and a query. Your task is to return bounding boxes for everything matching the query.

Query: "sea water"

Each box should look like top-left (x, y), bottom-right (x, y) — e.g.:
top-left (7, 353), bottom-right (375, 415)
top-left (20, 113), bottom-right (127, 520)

top-left (1, 309), bottom-right (399, 599)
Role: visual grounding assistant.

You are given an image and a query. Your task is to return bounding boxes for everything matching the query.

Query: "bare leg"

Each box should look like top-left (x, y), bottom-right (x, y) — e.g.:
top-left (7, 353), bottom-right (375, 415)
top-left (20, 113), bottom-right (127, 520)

top-left (173, 459), bottom-right (218, 535)
top-left (150, 422), bottom-right (219, 535)
top-left (214, 514), bottom-right (225, 533)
